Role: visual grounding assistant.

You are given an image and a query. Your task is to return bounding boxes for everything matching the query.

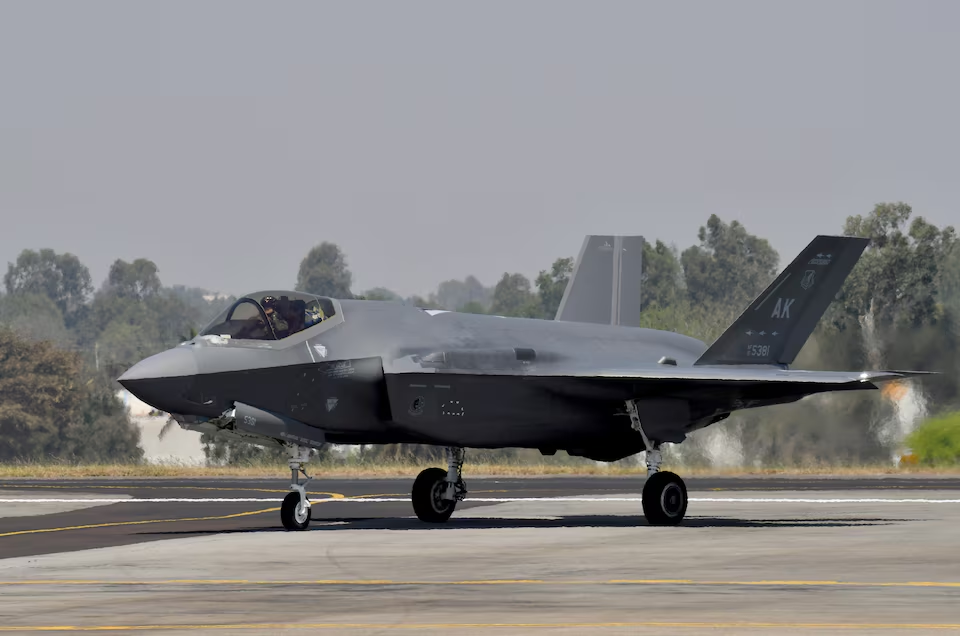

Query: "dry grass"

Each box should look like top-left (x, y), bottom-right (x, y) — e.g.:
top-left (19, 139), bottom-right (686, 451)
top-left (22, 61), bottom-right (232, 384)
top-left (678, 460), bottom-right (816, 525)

top-left (1, 461), bottom-right (958, 480)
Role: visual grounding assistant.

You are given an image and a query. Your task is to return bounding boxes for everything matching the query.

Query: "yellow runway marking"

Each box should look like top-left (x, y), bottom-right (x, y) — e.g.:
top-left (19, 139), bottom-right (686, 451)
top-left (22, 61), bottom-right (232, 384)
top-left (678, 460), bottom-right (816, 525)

top-left (1, 578), bottom-right (959, 589)
top-left (0, 491), bottom-right (418, 539)
top-left (0, 484), bottom-right (344, 495)
top-left (3, 621), bottom-right (960, 631)
top-left (0, 507), bottom-right (281, 538)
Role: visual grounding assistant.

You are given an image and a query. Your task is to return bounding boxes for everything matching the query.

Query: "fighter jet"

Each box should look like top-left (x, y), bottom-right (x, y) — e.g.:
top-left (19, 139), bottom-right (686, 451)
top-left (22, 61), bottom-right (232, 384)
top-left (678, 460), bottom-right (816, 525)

top-left (119, 235), bottom-right (930, 530)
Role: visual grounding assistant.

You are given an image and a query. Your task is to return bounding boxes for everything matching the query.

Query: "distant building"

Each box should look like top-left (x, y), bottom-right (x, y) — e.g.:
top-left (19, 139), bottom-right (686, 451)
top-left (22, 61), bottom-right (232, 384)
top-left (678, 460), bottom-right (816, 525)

top-left (117, 389), bottom-right (206, 465)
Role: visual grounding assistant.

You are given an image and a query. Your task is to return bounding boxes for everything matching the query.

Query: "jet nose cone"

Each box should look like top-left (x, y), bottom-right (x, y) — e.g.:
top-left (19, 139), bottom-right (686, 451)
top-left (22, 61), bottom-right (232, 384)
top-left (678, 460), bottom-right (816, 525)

top-left (118, 347), bottom-right (201, 416)
top-left (119, 347), bottom-right (198, 383)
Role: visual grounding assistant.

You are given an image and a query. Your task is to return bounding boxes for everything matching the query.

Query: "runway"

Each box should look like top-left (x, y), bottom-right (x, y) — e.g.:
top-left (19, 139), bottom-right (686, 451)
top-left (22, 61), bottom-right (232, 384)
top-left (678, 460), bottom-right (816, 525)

top-left (1, 476), bottom-right (959, 634)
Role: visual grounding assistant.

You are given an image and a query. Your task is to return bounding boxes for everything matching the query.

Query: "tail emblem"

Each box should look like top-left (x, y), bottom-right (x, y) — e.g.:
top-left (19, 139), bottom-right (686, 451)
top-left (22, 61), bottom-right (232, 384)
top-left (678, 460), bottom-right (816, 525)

top-left (800, 270), bottom-right (816, 290)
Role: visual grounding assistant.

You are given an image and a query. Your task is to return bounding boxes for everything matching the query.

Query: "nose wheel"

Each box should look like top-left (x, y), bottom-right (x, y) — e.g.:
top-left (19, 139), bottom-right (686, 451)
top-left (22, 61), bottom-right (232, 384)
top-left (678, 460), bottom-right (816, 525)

top-left (281, 491), bottom-right (311, 530)
top-left (281, 444), bottom-right (313, 531)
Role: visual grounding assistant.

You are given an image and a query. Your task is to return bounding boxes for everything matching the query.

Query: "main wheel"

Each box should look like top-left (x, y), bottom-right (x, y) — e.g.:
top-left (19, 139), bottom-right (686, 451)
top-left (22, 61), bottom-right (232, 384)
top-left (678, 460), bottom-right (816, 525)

top-left (642, 471), bottom-right (687, 526)
top-left (412, 467), bottom-right (457, 523)
top-left (281, 491), bottom-right (311, 531)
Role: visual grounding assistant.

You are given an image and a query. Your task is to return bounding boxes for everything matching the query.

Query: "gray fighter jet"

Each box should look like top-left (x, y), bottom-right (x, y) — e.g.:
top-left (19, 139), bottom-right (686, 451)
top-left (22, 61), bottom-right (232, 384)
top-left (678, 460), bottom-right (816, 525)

top-left (119, 235), bottom-right (930, 530)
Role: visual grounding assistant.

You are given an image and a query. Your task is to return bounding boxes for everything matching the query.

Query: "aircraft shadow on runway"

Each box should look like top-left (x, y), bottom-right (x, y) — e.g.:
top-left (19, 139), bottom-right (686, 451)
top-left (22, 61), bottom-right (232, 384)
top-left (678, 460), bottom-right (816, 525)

top-left (139, 514), bottom-right (906, 537)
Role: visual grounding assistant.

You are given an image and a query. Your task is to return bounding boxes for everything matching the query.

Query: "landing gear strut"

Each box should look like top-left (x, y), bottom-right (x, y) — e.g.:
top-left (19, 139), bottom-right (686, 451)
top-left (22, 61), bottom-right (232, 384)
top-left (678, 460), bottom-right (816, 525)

top-left (412, 447), bottom-right (467, 523)
top-left (626, 400), bottom-right (688, 526)
top-left (281, 444), bottom-right (312, 531)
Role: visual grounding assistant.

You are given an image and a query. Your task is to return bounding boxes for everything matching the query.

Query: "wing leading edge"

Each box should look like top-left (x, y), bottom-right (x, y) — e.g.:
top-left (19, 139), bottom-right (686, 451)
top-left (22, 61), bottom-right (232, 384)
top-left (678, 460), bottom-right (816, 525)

top-left (517, 365), bottom-right (931, 386)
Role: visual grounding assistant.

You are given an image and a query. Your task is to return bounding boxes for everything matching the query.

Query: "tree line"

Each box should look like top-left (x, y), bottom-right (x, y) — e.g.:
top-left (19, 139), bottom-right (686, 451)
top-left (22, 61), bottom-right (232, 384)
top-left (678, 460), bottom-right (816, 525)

top-left (1, 202), bottom-right (958, 465)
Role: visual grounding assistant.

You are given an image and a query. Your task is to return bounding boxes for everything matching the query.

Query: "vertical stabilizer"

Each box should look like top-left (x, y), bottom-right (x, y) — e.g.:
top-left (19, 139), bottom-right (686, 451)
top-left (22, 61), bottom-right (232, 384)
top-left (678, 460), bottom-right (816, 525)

top-left (694, 235), bottom-right (869, 366)
top-left (555, 235), bottom-right (644, 326)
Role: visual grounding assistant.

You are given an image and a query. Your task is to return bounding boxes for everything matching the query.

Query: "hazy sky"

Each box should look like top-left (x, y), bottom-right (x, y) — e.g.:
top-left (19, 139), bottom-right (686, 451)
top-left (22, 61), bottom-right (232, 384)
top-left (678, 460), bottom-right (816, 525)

top-left (2, 1), bottom-right (958, 298)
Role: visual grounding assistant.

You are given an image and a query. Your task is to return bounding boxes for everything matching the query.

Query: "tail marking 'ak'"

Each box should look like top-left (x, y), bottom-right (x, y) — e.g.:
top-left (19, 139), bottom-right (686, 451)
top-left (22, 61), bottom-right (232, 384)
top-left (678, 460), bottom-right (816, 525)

top-left (694, 235), bottom-right (868, 367)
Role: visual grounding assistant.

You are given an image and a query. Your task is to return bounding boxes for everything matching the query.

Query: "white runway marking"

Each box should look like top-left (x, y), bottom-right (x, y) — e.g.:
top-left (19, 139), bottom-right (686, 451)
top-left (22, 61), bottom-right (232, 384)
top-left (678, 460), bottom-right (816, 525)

top-left (348, 497), bottom-right (960, 504)
top-left (3, 497), bottom-right (960, 504)
top-left (692, 497), bottom-right (960, 504)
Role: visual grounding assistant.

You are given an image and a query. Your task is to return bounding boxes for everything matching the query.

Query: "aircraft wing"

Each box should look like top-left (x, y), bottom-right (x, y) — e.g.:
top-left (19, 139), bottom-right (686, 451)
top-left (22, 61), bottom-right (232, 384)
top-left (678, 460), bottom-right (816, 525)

top-left (523, 366), bottom-right (933, 385)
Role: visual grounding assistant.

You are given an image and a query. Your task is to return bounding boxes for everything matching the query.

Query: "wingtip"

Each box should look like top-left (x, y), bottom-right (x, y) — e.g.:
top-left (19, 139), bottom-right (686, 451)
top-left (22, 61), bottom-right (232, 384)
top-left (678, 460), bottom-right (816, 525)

top-left (860, 370), bottom-right (939, 383)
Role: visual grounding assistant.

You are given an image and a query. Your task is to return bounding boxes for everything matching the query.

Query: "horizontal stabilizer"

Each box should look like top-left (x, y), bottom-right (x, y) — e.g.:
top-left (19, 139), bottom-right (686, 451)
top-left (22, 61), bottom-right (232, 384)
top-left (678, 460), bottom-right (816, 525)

top-left (695, 235), bottom-right (869, 366)
top-left (555, 235), bottom-right (644, 326)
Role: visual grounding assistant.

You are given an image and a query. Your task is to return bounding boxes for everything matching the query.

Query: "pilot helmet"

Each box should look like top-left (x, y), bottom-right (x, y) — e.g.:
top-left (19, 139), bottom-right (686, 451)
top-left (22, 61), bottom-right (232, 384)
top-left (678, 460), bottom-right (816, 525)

top-left (261, 295), bottom-right (277, 308)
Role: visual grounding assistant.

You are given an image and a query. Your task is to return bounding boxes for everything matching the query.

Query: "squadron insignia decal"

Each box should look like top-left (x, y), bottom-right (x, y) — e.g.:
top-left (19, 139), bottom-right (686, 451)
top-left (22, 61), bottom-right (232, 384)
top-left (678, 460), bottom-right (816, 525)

top-left (409, 396), bottom-right (425, 416)
top-left (800, 270), bottom-right (816, 290)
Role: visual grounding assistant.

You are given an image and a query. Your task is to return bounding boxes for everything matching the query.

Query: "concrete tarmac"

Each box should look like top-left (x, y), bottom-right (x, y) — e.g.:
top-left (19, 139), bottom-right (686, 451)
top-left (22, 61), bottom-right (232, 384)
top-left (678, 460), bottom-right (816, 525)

top-left (1, 476), bottom-right (959, 634)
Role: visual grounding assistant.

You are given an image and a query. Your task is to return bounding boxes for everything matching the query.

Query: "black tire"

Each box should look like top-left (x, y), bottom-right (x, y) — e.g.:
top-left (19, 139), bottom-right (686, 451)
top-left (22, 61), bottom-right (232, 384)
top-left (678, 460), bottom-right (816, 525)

top-left (642, 471), bottom-right (687, 526)
top-left (281, 491), bottom-right (311, 531)
top-left (412, 467), bottom-right (457, 523)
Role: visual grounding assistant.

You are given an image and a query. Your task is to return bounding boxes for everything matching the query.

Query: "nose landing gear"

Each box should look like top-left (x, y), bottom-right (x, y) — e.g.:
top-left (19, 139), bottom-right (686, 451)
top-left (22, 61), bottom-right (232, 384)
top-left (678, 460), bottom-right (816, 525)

top-left (281, 444), bottom-right (312, 531)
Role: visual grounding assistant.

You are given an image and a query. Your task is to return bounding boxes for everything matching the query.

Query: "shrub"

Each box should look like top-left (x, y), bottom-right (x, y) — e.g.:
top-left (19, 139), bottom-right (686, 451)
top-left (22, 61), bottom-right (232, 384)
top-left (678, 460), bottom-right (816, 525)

top-left (905, 412), bottom-right (960, 465)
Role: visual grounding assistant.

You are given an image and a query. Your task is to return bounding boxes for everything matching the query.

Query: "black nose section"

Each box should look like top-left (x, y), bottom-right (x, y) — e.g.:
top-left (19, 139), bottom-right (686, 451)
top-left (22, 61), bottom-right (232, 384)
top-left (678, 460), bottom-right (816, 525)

top-left (118, 347), bottom-right (203, 416)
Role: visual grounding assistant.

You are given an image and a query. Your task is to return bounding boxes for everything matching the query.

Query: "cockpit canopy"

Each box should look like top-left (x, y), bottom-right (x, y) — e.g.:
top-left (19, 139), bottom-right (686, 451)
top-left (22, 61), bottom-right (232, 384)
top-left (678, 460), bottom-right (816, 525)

top-left (199, 291), bottom-right (336, 341)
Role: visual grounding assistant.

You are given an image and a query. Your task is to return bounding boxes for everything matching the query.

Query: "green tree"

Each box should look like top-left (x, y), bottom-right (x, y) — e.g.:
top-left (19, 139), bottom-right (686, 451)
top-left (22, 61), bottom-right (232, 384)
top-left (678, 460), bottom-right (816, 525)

top-left (534, 257), bottom-right (573, 319)
top-left (103, 258), bottom-right (162, 300)
top-left (839, 203), bottom-right (956, 329)
top-left (167, 286), bottom-right (234, 327)
top-left (490, 273), bottom-right (540, 318)
top-left (457, 301), bottom-right (487, 314)
top-left (407, 295), bottom-right (444, 309)
top-left (0, 327), bottom-right (141, 461)
top-left (295, 242), bottom-right (353, 298)
top-left (641, 239), bottom-right (683, 312)
top-left (4, 249), bottom-right (93, 324)
top-left (434, 276), bottom-right (492, 311)
top-left (74, 260), bottom-right (202, 376)
top-left (72, 367), bottom-right (144, 462)
top-left (680, 215), bottom-right (779, 312)
top-left (360, 287), bottom-right (401, 301)
top-left (0, 293), bottom-right (72, 346)
top-left (84, 292), bottom-right (199, 375)
top-left (639, 298), bottom-right (740, 345)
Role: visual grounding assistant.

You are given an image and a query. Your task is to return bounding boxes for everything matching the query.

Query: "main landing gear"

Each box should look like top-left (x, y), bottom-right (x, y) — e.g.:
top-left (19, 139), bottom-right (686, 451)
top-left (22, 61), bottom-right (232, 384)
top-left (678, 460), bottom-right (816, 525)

top-left (412, 447), bottom-right (467, 522)
top-left (281, 444), bottom-right (312, 531)
top-left (626, 400), bottom-right (688, 526)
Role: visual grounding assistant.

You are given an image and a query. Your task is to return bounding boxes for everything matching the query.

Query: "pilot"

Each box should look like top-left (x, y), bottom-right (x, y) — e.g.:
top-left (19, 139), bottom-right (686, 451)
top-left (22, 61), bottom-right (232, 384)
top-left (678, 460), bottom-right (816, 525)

top-left (261, 296), bottom-right (289, 337)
